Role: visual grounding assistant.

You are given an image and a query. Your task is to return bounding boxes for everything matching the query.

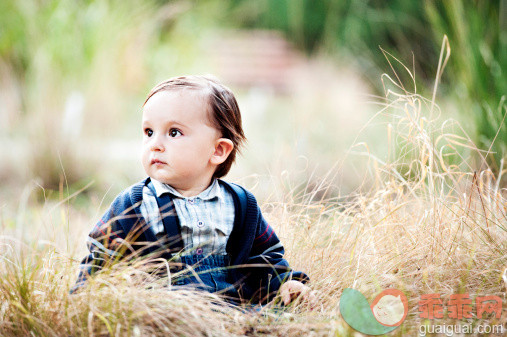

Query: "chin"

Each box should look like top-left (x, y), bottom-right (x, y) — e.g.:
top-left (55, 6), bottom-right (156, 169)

top-left (151, 175), bottom-right (170, 184)
top-left (146, 170), bottom-right (167, 183)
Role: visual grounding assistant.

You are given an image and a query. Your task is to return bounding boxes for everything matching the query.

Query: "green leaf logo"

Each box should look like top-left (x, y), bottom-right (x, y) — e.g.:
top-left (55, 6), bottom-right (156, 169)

top-left (340, 288), bottom-right (408, 335)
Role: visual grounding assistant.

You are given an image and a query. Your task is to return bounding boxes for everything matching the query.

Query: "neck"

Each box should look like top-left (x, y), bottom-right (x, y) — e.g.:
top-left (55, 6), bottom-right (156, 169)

top-left (167, 176), bottom-right (215, 197)
top-left (175, 182), bottom-right (212, 197)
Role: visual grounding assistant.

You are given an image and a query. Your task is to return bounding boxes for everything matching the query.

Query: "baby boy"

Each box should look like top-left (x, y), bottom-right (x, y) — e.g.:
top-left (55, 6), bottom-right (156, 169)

top-left (72, 75), bottom-right (314, 306)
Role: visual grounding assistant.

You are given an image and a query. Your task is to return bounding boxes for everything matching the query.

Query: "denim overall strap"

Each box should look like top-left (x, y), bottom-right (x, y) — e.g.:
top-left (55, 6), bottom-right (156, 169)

top-left (147, 181), bottom-right (184, 254)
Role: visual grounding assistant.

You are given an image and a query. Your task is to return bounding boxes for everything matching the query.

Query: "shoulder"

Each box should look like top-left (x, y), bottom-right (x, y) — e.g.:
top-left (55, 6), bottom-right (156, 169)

top-left (109, 178), bottom-right (150, 212)
top-left (218, 180), bottom-right (258, 205)
top-left (218, 180), bottom-right (263, 227)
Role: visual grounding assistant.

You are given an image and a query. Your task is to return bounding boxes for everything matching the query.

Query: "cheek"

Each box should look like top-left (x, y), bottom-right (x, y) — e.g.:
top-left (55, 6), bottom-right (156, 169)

top-left (141, 148), bottom-right (151, 166)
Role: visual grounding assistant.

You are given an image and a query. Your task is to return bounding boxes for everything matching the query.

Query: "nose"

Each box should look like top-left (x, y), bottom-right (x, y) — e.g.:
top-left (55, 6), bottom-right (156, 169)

top-left (149, 135), bottom-right (165, 152)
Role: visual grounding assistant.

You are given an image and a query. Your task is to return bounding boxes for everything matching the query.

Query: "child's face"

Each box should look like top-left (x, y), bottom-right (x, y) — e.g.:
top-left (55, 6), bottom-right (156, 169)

top-left (141, 90), bottom-right (222, 194)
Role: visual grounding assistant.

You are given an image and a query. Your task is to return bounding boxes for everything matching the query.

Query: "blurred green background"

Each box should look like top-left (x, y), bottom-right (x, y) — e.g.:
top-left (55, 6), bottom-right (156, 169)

top-left (0, 0), bottom-right (505, 205)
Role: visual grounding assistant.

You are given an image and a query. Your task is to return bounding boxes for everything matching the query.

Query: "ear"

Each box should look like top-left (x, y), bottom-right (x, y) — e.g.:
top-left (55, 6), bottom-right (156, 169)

top-left (210, 138), bottom-right (234, 166)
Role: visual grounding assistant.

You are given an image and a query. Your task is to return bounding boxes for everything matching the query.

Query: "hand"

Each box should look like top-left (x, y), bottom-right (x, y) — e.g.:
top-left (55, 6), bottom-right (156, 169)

top-left (279, 280), bottom-right (317, 309)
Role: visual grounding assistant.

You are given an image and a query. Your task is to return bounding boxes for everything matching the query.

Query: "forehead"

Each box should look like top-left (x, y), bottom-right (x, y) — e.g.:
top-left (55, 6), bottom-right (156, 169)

top-left (142, 88), bottom-right (211, 123)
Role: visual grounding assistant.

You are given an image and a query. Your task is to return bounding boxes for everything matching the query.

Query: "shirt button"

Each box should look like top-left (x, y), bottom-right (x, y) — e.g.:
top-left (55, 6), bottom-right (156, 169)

top-left (196, 248), bottom-right (203, 255)
top-left (188, 199), bottom-right (195, 204)
top-left (197, 221), bottom-right (204, 228)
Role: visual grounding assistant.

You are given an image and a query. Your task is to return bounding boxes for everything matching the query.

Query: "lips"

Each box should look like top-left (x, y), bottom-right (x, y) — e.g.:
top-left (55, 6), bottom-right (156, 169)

top-left (151, 158), bottom-right (167, 165)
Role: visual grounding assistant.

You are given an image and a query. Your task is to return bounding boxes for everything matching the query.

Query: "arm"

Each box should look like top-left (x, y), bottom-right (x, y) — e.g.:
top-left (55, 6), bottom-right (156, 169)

top-left (70, 195), bottom-right (131, 293)
top-left (243, 206), bottom-right (309, 302)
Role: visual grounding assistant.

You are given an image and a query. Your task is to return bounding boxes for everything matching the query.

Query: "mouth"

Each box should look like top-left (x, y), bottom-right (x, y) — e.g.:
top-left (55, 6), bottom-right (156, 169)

top-left (150, 158), bottom-right (167, 165)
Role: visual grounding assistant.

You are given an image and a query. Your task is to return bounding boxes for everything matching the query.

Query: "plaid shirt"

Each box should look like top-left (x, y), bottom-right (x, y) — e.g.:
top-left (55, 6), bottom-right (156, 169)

top-left (139, 178), bottom-right (235, 256)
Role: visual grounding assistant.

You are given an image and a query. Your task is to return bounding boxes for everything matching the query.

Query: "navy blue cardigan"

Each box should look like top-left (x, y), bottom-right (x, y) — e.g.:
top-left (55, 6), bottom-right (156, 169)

top-left (72, 177), bottom-right (309, 303)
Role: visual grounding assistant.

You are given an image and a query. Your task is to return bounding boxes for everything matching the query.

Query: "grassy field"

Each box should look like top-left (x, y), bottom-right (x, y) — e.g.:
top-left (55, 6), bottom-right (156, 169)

top-left (0, 2), bottom-right (505, 334)
top-left (1, 53), bottom-right (506, 336)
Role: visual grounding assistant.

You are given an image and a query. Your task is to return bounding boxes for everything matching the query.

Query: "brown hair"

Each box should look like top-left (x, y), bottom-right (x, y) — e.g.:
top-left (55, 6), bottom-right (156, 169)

top-left (143, 75), bottom-right (246, 178)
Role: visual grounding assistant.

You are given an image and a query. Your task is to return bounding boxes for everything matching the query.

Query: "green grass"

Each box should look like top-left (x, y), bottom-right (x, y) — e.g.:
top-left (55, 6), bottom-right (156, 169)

top-left (225, 0), bottom-right (506, 169)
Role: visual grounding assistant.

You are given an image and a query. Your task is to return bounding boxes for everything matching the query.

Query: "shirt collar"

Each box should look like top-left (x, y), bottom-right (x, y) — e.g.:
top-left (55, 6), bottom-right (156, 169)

top-left (151, 178), bottom-right (222, 201)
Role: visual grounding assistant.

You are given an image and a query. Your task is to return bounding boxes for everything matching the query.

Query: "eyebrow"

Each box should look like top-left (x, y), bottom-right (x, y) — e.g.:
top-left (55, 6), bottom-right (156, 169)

top-left (142, 120), bottom-right (188, 129)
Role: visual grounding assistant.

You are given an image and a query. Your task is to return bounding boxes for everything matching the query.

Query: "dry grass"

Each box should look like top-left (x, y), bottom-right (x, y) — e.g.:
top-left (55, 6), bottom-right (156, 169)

top-left (1, 51), bottom-right (506, 336)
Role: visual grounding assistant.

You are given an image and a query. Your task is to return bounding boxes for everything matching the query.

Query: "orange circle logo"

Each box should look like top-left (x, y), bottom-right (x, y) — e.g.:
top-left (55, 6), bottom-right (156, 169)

top-left (370, 289), bottom-right (409, 327)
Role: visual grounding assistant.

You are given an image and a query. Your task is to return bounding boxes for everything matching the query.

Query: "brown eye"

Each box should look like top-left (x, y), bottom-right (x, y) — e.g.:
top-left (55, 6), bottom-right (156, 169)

top-left (145, 128), bottom-right (153, 137)
top-left (169, 129), bottom-right (182, 137)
